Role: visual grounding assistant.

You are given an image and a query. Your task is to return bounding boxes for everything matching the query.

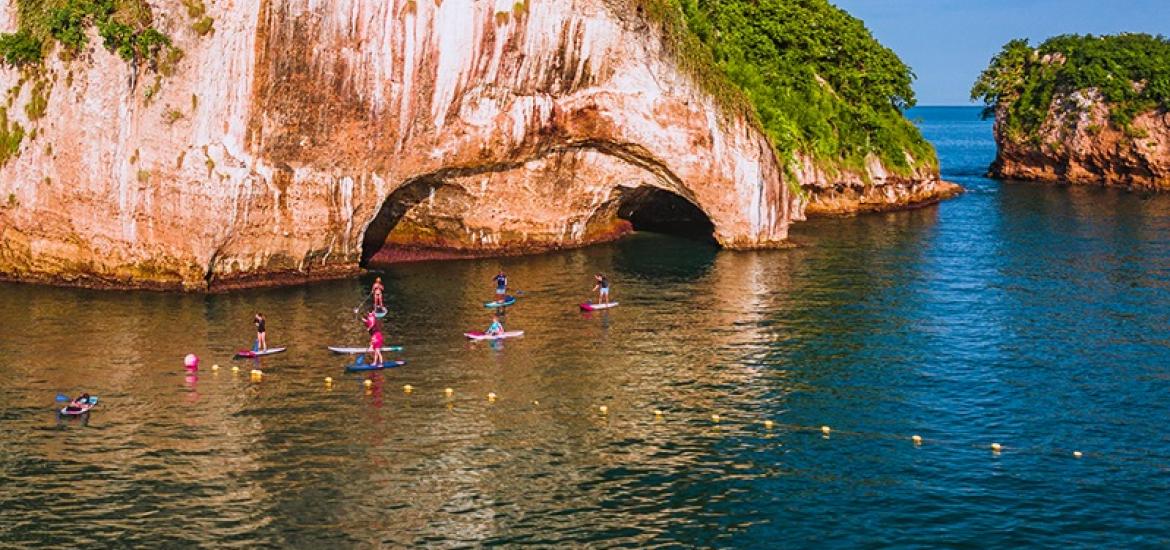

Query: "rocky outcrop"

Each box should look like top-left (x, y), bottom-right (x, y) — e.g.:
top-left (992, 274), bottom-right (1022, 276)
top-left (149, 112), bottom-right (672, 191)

top-left (0, 0), bottom-right (951, 290)
top-left (991, 90), bottom-right (1170, 188)
top-left (797, 156), bottom-right (961, 216)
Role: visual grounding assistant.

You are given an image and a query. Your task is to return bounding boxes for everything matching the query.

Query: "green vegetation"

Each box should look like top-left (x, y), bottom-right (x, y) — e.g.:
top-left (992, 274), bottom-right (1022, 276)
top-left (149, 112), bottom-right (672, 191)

top-left (0, 0), bottom-right (178, 70)
top-left (0, 107), bottom-right (25, 166)
top-left (0, 30), bottom-right (44, 66)
top-left (972, 34), bottom-right (1170, 139)
top-left (648, 0), bottom-right (935, 176)
top-left (192, 16), bottom-right (214, 36)
top-left (25, 78), bottom-right (49, 120)
top-left (181, 0), bottom-right (205, 19)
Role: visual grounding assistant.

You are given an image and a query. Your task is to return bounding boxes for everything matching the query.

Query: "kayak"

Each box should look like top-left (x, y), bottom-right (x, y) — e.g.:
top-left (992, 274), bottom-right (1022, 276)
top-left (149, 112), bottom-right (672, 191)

top-left (580, 302), bottom-right (619, 311)
top-left (346, 359), bottom-right (406, 372)
top-left (374, 306), bottom-right (388, 319)
top-left (484, 295), bottom-right (517, 308)
top-left (465, 330), bottom-right (524, 341)
top-left (328, 346), bottom-right (404, 354)
top-left (234, 347), bottom-right (287, 359)
top-left (59, 396), bottom-right (98, 416)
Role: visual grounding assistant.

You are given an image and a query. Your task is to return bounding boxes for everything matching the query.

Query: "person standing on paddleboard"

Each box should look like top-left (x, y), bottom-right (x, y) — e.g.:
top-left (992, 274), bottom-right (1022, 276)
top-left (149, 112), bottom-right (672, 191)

top-left (254, 313), bottom-right (268, 352)
top-left (364, 310), bottom-right (385, 366)
top-left (372, 277), bottom-right (385, 310)
top-left (592, 273), bottom-right (611, 305)
top-left (493, 270), bottom-right (508, 300)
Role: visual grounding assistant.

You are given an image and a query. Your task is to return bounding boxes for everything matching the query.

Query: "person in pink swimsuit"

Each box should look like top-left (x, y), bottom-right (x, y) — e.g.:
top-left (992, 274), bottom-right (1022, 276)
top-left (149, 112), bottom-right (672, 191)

top-left (364, 310), bottom-right (385, 366)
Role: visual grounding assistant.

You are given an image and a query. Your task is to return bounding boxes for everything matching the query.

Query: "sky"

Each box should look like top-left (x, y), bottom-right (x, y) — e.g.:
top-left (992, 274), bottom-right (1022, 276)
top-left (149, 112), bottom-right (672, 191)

top-left (831, 0), bottom-right (1170, 105)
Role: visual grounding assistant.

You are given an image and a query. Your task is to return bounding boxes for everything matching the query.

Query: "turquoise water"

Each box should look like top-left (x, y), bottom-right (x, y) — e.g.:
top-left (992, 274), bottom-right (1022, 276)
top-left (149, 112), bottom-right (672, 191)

top-left (3, 106), bottom-right (1170, 546)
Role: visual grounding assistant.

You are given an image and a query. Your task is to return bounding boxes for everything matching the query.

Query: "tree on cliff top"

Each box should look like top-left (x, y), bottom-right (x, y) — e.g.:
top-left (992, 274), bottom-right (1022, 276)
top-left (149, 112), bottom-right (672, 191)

top-left (972, 33), bottom-right (1170, 139)
top-left (673, 0), bottom-right (936, 177)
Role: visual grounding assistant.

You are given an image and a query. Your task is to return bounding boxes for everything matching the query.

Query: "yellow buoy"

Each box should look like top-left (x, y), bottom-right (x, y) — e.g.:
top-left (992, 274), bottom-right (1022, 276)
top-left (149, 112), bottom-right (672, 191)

top-left (533, 400), bottom-right (540, 405)
top-left (324, 376), bottom-right (333, 384)
top-left (251, 369), bottom-right (262, 376)
top-left (231, 365), bottom-right (239, 373)
top-left (912, 435), bottom-right (923, 446)
top-left (711, 414), bottom-right (721, 423)
top-left (211, 364), bottom-right (219, 371)
top-left (1073, 451), bottom-right (1083, 458)
top-left (653, 409), bottom-right (664, 417)
top-left (444, 387), bottom-right (454, 397)
top-left (363, 379), bottom-right (373, 388)
top-left (764, 420), bottom-right (774, 429)
top-left (403, 384), bottom-right (413, 394)
top-left (599, 405), bottom-right (608, 415)
top-left (487, 392), bottom-right (497, 402)
top-left (821, 425), bottom-right (831, 436)
top-left (991, 443), bottom-right (1002, 453)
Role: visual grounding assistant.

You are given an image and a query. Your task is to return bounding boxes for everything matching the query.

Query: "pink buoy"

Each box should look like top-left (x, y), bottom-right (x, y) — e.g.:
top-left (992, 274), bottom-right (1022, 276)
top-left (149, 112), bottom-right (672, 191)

top-left (184, 353), bottom-right (199, 370)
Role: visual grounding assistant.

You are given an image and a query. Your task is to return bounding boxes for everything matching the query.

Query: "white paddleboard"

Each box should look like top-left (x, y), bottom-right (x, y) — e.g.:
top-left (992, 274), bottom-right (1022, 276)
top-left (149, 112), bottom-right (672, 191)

top-left (464, 330), bottom-right (524, 341)
top-left (580, 302), bottom-right (619, 311)
top-left (234, 347), bottom-right (287, 358)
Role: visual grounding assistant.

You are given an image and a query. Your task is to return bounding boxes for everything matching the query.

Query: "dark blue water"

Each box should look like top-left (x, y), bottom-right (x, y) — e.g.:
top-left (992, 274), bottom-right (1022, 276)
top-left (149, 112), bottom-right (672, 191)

top-left (2, 106), bottom-right (1170, 546)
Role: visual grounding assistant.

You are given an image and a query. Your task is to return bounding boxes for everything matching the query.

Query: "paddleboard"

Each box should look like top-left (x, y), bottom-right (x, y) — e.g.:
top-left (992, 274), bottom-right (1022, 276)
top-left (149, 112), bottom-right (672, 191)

top-left (374, 306), bottom-right (388, 319)
top-left (59, 396), bottom-right (98, 416)
top-left (464, 330), bottom-right (524, 341)
top-left (234, 347), bottom-right (287, 359)
top-left (484, 295), bottom-right (517, 308)
top-left (580, 302), bottom-right (619, 311)
top-left (346, 359), bottom-right (406, 372)
top-left (328, 346), bottom-right (404, 354)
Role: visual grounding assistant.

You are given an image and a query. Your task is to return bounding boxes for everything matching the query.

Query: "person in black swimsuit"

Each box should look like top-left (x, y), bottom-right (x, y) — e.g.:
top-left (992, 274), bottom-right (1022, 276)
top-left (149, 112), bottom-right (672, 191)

top-left (254, 313), bottom-right (267, 351)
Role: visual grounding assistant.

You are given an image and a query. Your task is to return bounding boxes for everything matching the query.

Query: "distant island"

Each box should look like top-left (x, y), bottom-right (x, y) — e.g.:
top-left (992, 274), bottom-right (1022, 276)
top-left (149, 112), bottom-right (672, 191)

top-left (972, 33), bottom-right (1170, 189)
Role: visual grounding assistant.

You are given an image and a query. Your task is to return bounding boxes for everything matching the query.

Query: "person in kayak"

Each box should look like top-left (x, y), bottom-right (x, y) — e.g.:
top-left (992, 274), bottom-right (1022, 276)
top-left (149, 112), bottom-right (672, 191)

top-left (372, 277), bottom-right (385, 310)
top-left (591, 273), bottom-right (611, 305)
top-left (493, 270), bottom-right (508, 300)
top-left (254, 313), bottom-right (268, 352)
top-left (486, 314), bottom-right (504, 336)
top-left (364, 310), bottom-right (385, 366)
top-left (65, 393), bottom-right (91, 412)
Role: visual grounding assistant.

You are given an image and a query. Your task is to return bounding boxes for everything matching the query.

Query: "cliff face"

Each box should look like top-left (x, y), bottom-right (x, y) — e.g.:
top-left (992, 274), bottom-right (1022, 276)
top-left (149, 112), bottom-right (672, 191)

top-left (991, 91), bottom-right (1170, 188)
top-left (0, 0), bottom-right (948, 290)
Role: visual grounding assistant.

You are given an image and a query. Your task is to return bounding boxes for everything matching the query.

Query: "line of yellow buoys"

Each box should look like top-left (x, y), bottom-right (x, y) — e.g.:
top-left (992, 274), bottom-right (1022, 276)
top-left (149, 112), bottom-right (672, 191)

top-left (201, 362), bottom-right (1100, 462)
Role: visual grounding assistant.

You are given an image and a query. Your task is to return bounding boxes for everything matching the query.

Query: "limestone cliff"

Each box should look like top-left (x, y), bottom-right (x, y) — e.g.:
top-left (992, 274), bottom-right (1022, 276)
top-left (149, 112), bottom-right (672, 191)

top-left (0, 0), bottom-right (949, 290)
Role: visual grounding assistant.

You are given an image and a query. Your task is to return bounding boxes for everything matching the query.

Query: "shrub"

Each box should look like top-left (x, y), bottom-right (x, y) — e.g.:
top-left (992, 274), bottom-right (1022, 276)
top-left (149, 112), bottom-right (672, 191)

top-left (0, 30), bottom-right (43, 67)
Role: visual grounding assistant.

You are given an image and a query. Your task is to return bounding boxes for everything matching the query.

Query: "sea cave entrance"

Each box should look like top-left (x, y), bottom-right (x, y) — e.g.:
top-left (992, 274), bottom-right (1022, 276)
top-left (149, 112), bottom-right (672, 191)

top-left (614, 186), bottom-right (716, 243)
top-left (359, 180), bottom-right (717, 267)
top-left (359, 177), bottom-right (453, 267)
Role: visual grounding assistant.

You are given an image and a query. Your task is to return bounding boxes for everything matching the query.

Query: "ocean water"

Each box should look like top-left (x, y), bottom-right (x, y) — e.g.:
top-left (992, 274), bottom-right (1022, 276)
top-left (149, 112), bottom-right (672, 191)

top-left (2, 106), bottom-right (1170, 546)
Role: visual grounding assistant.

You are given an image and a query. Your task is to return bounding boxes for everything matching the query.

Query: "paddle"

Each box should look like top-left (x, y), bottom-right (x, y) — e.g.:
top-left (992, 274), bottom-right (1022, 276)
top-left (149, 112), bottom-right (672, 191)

top-left (352, 290), bottom-right (372, 314)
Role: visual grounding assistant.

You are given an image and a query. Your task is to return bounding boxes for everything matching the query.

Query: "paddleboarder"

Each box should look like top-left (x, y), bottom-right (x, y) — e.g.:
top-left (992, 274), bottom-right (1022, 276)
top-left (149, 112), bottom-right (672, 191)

top-left (254, 312), bottom-right (268, 352)
top-left (591, 273), bottom-right (611, 306)
top-left (372, 277), bottom-right (385, 310)
top-left (493, 270), bottom-right (508, 300)
top-left (64, 393), bottom-right (91, 413)
top-left (364, 310), bottom-right (385, 366)
top-left (486, 314), bottom-right (504, 337)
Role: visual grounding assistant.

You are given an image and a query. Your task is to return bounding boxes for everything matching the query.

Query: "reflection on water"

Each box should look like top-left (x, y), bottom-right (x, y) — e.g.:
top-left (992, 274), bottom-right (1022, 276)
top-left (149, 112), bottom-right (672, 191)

top-left (3, 107), bottom-right (1170, 546)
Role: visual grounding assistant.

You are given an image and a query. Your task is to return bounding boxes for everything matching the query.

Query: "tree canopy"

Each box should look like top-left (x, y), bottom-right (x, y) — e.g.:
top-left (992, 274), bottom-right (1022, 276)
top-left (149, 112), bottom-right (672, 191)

top-left (972, 33), bottom-right (1170, 139)
top-left (672, 0), bottom-right (936, 176)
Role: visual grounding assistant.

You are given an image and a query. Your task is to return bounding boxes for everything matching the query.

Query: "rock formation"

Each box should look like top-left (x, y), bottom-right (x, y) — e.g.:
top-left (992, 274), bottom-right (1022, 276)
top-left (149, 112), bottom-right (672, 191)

top-left (0, 0), bottom-right (952, 290)
top-left (990, 90), bottom-right (1170, 188)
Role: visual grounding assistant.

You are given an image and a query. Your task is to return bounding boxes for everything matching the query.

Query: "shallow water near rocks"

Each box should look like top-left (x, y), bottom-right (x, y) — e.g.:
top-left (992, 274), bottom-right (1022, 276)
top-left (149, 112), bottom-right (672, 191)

top-left (3, 107), bottom-right (1170, 546)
